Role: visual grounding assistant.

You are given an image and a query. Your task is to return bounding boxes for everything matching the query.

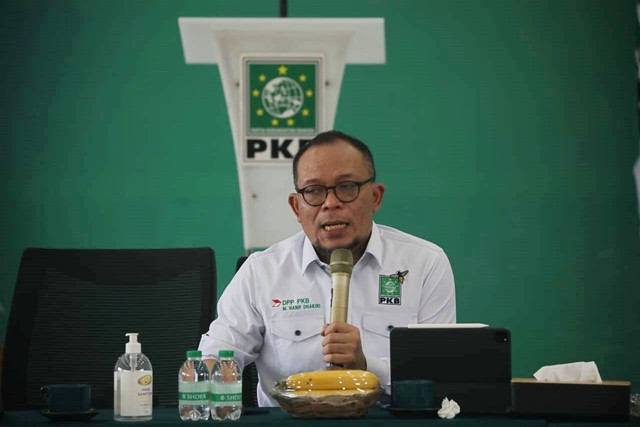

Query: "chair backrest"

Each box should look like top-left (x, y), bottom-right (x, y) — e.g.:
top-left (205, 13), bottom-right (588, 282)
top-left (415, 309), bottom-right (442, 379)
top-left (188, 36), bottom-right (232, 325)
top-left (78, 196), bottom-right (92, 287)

top-left (2, 247), bottom-right (216, 410)
top-left (234, 255), bottom-right (259, 408)
top-left (242, 363), bottom-right (259, 408)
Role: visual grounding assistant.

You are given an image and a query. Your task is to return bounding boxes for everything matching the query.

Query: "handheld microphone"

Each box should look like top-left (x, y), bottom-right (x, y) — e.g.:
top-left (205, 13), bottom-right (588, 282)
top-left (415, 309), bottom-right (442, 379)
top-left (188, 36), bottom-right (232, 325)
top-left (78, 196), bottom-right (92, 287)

top-left (329, 249), bottom-right (354, 324)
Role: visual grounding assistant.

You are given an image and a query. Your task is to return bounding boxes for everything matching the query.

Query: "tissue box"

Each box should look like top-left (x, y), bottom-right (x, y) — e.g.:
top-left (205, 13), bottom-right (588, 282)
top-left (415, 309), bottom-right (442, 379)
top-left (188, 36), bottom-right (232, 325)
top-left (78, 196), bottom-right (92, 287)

top-left (511, 378), bottom-right (631, 421)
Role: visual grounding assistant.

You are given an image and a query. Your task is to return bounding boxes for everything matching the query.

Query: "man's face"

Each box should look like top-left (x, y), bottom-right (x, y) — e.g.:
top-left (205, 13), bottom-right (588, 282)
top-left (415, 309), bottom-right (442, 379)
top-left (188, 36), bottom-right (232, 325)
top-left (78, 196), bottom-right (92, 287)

top-left (288, 140), bottom-right (385, 263)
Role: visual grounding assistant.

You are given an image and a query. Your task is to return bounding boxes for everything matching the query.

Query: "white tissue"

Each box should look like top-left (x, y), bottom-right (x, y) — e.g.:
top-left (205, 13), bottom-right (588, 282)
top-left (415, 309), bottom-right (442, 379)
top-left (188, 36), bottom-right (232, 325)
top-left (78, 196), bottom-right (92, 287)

top-left (437, 397), bottom-right (460, 419)
top-left (533, 361), bottom-right (602, 383)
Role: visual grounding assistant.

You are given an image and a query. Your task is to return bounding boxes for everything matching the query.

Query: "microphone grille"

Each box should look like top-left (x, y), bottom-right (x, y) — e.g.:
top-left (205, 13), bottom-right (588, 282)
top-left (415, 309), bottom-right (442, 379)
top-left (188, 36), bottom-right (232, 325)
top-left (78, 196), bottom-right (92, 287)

top-left (330, 249), bottom-right (353, 274)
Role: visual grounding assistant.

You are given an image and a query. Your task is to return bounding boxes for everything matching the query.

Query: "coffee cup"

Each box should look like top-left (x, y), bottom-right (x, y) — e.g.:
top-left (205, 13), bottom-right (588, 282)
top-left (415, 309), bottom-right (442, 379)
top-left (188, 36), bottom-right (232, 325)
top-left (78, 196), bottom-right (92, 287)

top-left (41, 384), bottom-right (92, 413)
top-left (391, 379), bottom-right (436, 409)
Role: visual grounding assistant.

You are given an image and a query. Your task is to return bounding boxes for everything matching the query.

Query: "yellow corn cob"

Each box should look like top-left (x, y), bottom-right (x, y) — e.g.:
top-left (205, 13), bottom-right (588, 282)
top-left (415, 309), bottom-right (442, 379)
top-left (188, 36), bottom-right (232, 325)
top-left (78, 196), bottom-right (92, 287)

top-left (285, 389), bottom-right (376, 398)
top-left (281, 369), bottom-right (379, 391)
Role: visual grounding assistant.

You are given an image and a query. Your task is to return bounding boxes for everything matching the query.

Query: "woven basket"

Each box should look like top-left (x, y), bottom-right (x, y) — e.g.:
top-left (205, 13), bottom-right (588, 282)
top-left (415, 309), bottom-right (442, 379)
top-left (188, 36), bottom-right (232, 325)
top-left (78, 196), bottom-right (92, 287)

top-left (270, 384), bottom-right (383, 418)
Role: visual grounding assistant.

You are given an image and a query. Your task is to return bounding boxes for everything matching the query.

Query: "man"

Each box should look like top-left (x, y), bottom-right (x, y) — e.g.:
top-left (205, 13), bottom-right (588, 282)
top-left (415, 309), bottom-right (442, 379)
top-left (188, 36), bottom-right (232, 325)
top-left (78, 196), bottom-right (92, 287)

top-left (199, 130), bottom-right (456, 406)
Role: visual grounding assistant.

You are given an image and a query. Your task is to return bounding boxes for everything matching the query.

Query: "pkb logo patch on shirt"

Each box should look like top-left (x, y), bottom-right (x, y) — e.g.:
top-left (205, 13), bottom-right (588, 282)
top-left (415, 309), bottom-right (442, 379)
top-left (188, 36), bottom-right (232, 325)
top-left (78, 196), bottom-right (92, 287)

top-left (379, 272), bottom-right (405, 305)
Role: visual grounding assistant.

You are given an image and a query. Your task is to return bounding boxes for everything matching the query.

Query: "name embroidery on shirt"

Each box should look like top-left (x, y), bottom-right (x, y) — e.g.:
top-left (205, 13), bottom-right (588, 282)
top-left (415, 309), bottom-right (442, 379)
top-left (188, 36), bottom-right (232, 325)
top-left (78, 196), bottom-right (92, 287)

top-left (273, 297), bottom-right (321, 311)
top-left (379, 270), bottom-right (408, 305)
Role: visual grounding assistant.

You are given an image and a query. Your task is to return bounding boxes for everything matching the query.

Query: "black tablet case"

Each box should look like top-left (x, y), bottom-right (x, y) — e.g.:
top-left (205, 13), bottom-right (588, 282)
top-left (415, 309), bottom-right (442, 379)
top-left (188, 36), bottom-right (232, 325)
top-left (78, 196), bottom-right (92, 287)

top-left (389, 327), bottom-right (512, 414)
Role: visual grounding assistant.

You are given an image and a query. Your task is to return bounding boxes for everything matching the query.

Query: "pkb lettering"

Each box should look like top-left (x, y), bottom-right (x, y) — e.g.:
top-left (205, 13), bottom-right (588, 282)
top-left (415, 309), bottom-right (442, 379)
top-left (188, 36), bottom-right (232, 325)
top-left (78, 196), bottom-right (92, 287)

top-left (379, 297), bottom-right (400, 305)
top-left (246, 138), bottom-right (311, 160)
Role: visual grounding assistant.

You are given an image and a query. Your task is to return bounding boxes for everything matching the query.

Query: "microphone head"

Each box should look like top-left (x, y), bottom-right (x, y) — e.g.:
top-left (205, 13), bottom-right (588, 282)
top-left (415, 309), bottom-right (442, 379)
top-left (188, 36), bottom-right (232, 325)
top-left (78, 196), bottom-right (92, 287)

top-left (330, 249), bottom-right (353, 275)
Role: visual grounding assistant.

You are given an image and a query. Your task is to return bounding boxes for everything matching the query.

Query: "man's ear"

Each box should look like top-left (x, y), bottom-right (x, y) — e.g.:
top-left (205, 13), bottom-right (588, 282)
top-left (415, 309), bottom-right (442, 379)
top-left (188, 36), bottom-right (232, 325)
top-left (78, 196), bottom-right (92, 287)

top-left (288, 193), bottom-right (302, 222)
top-left (372, 183), bottom-right (385, 213)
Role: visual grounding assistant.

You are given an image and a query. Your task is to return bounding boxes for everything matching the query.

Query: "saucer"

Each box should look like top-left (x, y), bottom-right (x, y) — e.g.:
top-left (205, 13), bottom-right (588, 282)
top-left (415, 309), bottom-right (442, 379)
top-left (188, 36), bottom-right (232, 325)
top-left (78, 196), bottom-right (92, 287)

top-left (382, 404), bottom-right (439, 417)
top-left (40, 409), bottom-right (99, 422)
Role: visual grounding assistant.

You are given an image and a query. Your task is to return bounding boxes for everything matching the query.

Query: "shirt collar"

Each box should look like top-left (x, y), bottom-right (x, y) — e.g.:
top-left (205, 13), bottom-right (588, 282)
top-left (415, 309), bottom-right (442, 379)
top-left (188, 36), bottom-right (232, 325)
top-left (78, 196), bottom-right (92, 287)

top-left (301, 234), bottom-right (323, 276)
top-left (365, 222), bottom-right (383, 269)
top-left (299, 222), bottom-right (383, 276)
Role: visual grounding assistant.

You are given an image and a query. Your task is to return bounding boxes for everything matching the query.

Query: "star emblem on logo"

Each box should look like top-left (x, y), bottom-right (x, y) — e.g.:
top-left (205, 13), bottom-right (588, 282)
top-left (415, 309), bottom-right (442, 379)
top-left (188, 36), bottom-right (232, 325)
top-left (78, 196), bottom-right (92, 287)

top-left (247, 61), bottom-right (317, 133)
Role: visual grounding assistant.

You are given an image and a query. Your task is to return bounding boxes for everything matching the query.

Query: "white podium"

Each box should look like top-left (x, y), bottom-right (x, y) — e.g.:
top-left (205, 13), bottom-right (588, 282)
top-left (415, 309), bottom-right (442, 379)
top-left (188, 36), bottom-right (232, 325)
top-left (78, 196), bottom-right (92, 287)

top-left (178, 18), bottom-right (385, 251)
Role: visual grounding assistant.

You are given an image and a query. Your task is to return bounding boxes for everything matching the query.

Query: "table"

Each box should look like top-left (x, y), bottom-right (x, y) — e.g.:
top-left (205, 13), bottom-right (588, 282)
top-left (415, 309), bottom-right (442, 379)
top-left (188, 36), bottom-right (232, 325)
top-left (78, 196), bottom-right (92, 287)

top-left (2, 407), bottom-right (638, 427)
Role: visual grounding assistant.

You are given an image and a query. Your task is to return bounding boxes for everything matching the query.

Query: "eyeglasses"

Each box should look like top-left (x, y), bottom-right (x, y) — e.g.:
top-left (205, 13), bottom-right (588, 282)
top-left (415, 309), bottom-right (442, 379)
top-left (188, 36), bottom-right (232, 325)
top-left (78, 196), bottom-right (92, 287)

top-left (295, 177), bottom-right (374, 206)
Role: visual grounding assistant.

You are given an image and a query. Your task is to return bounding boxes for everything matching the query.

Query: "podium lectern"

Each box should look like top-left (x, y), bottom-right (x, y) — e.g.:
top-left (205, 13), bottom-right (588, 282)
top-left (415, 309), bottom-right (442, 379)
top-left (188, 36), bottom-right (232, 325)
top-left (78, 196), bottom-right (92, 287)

top-left (178, 18), bottom-right (385, 251)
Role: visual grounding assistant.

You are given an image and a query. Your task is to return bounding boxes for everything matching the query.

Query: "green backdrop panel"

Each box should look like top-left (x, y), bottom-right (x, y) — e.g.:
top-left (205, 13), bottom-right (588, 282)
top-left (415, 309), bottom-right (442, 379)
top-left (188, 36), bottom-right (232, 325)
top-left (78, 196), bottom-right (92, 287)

top-left (1, 0), bottom-right (638, 390)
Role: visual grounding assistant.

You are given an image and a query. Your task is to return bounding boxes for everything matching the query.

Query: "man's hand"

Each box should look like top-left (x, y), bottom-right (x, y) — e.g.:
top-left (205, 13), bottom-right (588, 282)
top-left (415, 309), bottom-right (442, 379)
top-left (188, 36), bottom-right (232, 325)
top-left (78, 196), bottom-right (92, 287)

top-left (321, 321), bottom-right (367, 370)
top-left (202, 358), bottom-right (216, 373)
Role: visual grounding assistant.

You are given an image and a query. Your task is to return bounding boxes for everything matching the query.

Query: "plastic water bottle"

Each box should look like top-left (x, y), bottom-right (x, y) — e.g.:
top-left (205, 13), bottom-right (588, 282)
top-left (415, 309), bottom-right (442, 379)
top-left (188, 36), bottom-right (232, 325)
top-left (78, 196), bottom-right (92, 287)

top-left (211, 350), bottom-right (242, 421)
top-left (178, 350), bottom-right (210, 421)
top-left (114, 333), bottom-right (153, 422)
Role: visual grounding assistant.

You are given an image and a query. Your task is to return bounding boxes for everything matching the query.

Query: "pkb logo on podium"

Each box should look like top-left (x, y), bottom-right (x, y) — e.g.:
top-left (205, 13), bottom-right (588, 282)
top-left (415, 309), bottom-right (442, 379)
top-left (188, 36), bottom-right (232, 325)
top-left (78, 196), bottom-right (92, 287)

top-left (242, 57), bottom-right (323, 162)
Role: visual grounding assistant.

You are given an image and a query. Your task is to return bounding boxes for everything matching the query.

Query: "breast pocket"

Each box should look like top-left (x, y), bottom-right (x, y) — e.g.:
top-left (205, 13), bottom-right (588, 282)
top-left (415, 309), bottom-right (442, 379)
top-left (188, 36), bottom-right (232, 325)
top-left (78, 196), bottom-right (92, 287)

top-left (271, 315), bottom-right (324, 375)
top-left (361, 312), bottom-right (417, 357)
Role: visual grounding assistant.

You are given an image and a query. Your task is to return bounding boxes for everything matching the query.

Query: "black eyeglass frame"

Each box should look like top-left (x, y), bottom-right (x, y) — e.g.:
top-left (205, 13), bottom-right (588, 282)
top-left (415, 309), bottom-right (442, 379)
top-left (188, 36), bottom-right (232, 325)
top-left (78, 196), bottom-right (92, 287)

top-left (295, 177), bottom-right (375, 207)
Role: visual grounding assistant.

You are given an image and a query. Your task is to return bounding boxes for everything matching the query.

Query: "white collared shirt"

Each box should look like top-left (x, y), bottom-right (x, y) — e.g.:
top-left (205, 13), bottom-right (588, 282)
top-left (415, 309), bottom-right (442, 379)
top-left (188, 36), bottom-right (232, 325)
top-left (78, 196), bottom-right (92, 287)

top-left (199, 222), bottom-right (456, 407)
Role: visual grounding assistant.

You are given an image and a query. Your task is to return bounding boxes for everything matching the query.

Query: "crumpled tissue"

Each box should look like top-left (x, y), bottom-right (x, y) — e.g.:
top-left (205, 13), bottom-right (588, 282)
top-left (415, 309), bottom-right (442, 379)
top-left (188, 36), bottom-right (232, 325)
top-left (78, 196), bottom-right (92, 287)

top-left (437, 397), bottom-right (460, 419)
top-left (534, 361), bottom-right (602, 383)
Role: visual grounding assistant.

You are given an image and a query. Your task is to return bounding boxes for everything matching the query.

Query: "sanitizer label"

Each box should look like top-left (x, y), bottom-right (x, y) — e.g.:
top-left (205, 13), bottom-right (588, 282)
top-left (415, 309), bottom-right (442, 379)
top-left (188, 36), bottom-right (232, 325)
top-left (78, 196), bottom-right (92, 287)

top-left (211, 383), bottom-right (241, 406)
top-left (179, 382), bottom-right (210, 405)
top-left (116, 370), bottom-right (153, 416)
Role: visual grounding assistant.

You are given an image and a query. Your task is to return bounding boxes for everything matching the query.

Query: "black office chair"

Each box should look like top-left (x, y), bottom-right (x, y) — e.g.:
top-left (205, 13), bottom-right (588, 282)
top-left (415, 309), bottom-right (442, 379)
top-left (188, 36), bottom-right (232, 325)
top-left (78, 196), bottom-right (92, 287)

top-left (234, 255), bottom-right (260, 408)
top-left (2, 247), bottom-right (216, 410)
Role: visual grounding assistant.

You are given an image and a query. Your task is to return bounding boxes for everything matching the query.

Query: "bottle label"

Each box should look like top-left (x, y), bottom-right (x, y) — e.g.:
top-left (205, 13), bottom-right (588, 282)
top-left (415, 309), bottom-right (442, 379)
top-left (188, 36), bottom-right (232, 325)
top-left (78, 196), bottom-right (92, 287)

top-left (211, 383), bottom-right (242, 406)
top-left (116, 370), bottom-right (153, 416)
top-left (179, 382), bottom-right (210, 405)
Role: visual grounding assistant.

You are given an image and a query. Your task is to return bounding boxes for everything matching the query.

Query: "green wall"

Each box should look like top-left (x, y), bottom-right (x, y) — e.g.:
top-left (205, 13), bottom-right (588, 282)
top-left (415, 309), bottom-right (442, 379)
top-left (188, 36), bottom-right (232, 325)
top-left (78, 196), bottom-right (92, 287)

top-left (2, 1), bottom-right (639, 388)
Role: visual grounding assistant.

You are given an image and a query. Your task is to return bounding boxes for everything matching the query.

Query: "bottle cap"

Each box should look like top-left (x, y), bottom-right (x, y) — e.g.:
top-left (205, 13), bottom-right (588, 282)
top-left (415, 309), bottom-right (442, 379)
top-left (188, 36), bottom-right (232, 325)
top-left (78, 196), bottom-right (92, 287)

top-left (218, 350), bottom-right (234, 358)
top-left (186, 350), bottom-right (202, 358)
top-left (125, 332), bottom-right (141, 354)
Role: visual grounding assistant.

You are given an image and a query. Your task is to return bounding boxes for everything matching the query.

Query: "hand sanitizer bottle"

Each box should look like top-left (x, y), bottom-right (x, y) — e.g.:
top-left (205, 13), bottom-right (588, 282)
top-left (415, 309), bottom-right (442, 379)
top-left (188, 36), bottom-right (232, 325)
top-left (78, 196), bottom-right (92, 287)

top-left (114, 333), bottom-right (153, 421)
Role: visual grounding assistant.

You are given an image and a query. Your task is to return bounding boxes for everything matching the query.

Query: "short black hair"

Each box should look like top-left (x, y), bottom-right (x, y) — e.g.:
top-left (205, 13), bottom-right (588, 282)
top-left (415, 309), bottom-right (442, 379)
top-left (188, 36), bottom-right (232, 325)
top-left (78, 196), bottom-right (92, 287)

top-left (292, 130), bottom-right (376, 187)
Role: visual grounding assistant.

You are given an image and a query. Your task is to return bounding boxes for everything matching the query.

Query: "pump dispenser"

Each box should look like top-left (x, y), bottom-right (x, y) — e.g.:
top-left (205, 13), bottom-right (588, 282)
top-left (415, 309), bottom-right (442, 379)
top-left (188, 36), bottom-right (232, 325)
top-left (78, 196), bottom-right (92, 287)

top-left (114, 332), bottom-right (153, 422)
top-left (126, 333), bottom-right (141, 353)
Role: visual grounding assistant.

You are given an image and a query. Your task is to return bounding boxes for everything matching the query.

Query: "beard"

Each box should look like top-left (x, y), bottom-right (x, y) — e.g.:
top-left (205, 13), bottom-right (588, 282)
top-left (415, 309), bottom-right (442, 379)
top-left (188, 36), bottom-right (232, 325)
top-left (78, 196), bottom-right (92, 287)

top-left (312, 235), bottom-right (369, 265)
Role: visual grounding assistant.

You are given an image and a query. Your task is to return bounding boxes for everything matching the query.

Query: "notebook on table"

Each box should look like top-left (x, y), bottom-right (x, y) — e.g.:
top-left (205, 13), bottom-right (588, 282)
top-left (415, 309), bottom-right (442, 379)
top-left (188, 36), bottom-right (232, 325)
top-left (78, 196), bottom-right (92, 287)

top-left (389, 324), bottom-right (512, 414)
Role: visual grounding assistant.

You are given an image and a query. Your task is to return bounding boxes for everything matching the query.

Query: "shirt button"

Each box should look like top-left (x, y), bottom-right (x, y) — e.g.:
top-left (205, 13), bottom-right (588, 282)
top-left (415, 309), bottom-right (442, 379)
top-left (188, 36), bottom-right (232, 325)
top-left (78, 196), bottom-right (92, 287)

top-left (294, 330), bottom-right (301, 336)
top-left (387, 325), bottom-right (394, 331)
